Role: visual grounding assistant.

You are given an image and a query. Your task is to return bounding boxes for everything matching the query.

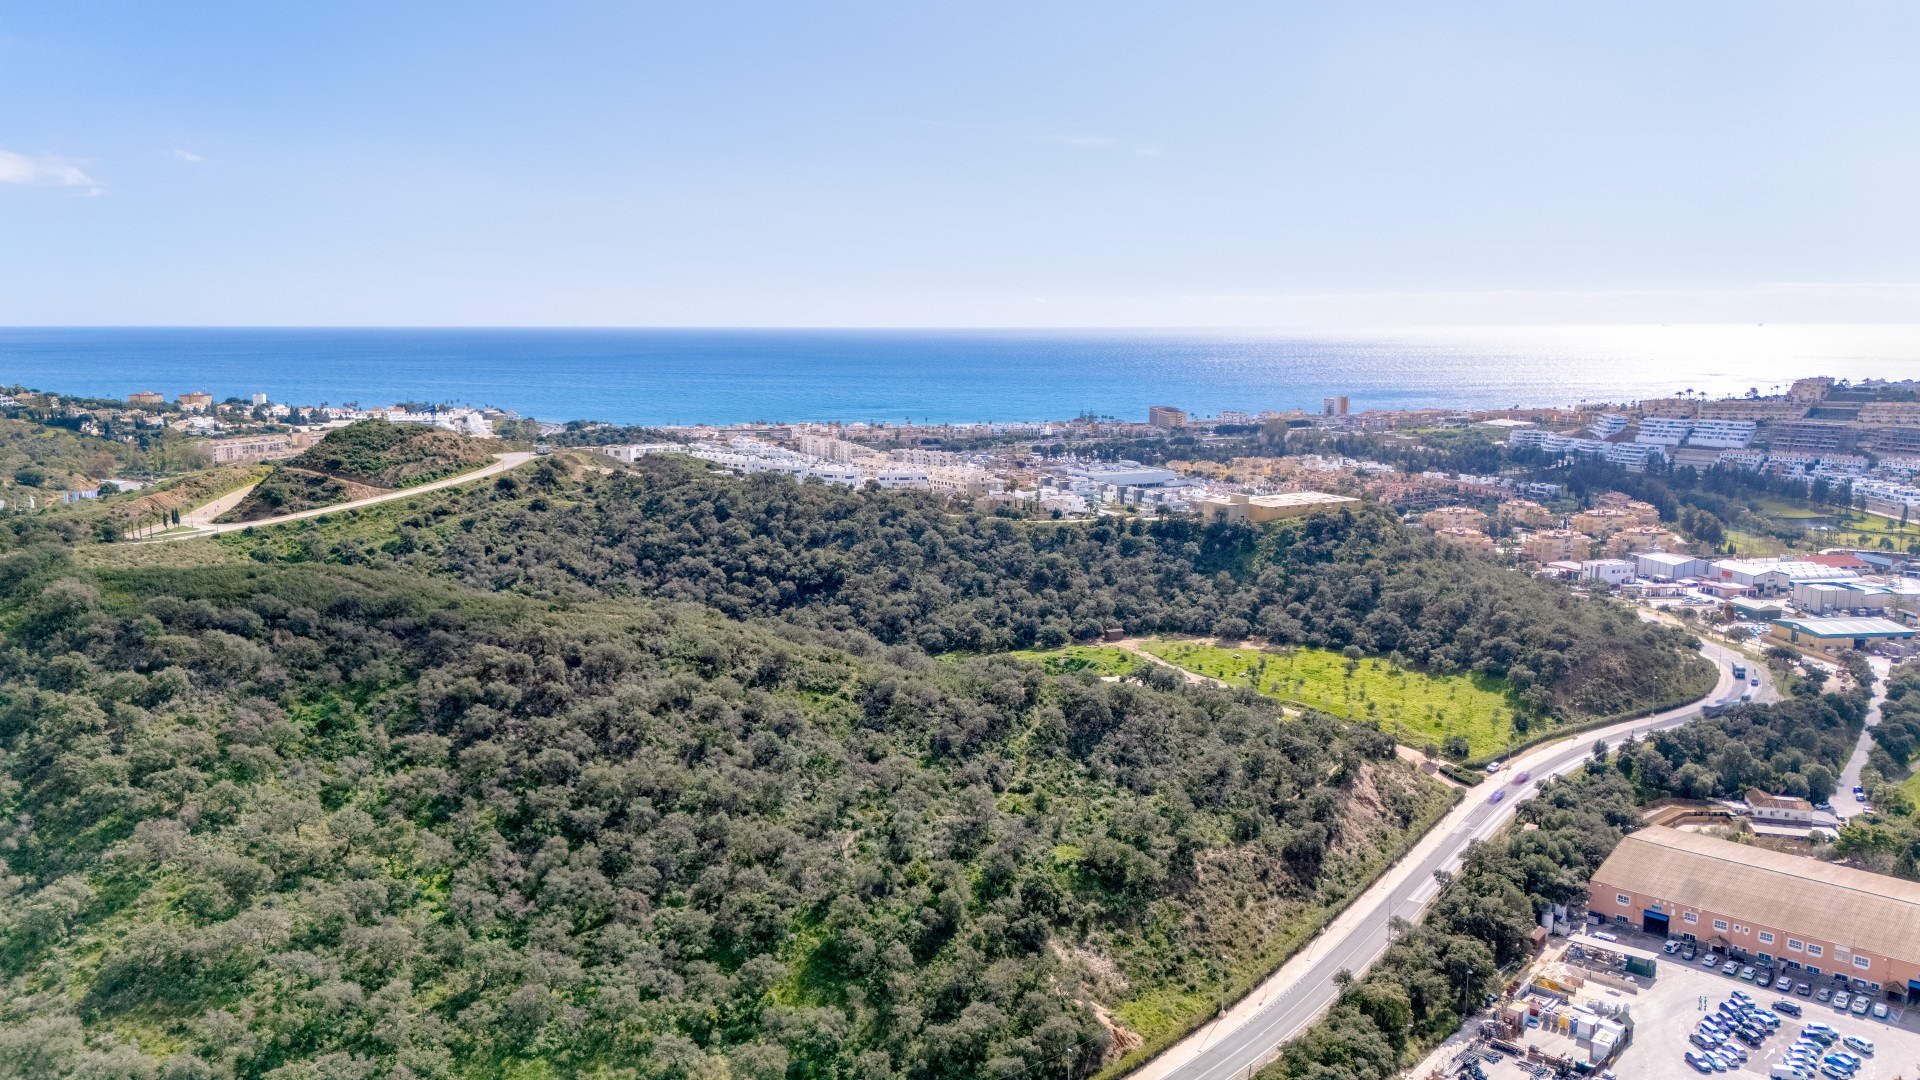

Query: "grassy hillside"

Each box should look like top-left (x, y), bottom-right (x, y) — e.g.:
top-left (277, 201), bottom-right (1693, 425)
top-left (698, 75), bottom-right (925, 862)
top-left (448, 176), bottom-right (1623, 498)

top-left (1141, 641), bottom-right (1523, 756)
top-left (217, 421), bottom-right (495, 522)
top-left (0, 553), bottom-right (1449, 1080)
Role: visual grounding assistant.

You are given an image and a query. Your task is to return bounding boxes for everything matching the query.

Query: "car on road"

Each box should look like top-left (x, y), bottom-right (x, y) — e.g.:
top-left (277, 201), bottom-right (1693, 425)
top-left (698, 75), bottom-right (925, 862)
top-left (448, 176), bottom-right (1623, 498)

top-left (1855, 786), bottom-right (1866, 802)
top-left (1820, 1065), bottom-right (1851, 1079)
top-left (1511, 770), bottom-right (1530, 784)
top-left (1691, 1032), bottom-right (1719, 1049)
top-left (1825, 1050), bottom-right (1862, 1072)
top-left (1489, 789), bottom-right (1504, 803)
top-left (1803, 1023), bottom-right (1836, 1043)
top-left (1843, 1035), bottom-right (1874, 1055)
top-left (1685, 1050), bottom-right (1714, 1073)
top-left (1831, 992), bottom-right (1849, 1010)
top-left (1774, 999), bottom-right (1801, 1017)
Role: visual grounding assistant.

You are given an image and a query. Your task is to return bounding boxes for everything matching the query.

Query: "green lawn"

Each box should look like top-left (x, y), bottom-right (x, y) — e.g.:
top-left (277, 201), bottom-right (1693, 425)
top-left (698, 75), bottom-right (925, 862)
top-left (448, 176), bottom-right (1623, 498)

top-left (1138, 639), bottom-right (1521, 757)
top-left (1898, 769), bottom-right (1920, 810)
top-left (1009, 644), bottom-right (1147, 677)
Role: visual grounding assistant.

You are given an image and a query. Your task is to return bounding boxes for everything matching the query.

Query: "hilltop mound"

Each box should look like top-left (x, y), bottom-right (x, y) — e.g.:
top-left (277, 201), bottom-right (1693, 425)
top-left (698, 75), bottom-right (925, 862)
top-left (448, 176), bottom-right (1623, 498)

top-left (281, 418), bottom-right (494, 488)
top-left (217, 420), bottom-right (494, 522)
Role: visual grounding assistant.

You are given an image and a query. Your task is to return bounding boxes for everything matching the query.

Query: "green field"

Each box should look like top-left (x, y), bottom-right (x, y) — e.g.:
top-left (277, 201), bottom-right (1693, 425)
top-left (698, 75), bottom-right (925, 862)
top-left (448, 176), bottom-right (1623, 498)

top-left (1009, 644), bottom-right (1147, 677)
top-left (1139, 639), bottom-right (1521, 756)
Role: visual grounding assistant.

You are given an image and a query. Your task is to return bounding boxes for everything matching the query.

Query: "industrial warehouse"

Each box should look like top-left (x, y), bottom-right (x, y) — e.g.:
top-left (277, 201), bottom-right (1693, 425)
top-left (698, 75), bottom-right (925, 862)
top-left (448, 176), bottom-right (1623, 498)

top-left (1590, 828), bottom-right (1920, 1004)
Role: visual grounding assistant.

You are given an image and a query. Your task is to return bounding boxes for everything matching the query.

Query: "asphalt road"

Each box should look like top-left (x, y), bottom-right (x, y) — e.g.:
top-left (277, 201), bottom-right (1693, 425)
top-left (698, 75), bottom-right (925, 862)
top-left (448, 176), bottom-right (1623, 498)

top-left (1151, 640), bottom-right (1756, 1080)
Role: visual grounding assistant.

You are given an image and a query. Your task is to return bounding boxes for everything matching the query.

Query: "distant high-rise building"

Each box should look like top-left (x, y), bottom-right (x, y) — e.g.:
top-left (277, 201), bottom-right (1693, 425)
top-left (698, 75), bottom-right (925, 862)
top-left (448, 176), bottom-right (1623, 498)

top-left (1322, 396), bottom-right (1349, 416)
top-left (1148, 406), bottom-right (1187, 429)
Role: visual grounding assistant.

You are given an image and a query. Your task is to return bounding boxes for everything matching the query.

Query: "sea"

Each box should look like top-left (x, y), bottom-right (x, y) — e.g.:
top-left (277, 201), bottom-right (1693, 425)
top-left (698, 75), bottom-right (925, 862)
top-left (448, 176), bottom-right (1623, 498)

top-left (2, 324), bottom-right (1917, 427)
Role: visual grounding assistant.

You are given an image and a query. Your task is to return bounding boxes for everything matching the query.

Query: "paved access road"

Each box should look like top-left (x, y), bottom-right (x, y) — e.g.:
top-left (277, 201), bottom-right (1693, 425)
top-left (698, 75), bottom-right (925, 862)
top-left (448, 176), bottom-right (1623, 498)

top-left (1834, 656), bottom-right (1894, 822)
top-left (136, 452), bottom-right (536, 542)
top-left (1136, 640), bottom-right (1755, 1080)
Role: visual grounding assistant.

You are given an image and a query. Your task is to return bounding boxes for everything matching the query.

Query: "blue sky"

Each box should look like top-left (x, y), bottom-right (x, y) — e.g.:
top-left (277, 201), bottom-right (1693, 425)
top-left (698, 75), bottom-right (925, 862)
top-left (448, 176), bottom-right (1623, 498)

top-left (3, 2), bottom-right (1918, 326)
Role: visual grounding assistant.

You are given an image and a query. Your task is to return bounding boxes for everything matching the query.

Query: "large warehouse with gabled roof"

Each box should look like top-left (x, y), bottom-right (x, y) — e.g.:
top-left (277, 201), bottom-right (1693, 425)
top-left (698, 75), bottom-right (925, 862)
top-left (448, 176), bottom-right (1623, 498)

top-left (1590, 828), bottom-right (1920, 1004)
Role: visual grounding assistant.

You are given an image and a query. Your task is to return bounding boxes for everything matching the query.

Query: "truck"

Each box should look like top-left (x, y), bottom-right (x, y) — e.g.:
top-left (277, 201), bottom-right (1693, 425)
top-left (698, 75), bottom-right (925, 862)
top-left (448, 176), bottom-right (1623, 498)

top-left (1733, 664), bottom-right (1747, 680)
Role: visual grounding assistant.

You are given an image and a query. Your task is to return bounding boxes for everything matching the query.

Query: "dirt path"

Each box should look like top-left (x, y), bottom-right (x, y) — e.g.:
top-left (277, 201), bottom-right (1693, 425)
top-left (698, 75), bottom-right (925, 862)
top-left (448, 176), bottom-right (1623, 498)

top-left (1109, 637), bottom-right (1236, 689)
top-left (131, 452), bottom-right (536, 542)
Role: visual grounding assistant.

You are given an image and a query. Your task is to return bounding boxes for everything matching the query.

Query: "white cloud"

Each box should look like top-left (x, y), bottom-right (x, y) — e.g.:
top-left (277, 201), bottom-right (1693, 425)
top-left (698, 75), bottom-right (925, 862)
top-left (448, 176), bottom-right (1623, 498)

top-left (173, 149), bottom-right (203, 162)
top-left (0, 150), bottom-right (95, 187)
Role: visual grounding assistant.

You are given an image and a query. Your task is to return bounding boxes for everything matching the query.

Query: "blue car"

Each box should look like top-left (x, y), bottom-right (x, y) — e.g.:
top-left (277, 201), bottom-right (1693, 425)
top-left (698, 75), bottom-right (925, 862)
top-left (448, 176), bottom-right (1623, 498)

top-left (1685, 1050), bottom-right (1714, 1073)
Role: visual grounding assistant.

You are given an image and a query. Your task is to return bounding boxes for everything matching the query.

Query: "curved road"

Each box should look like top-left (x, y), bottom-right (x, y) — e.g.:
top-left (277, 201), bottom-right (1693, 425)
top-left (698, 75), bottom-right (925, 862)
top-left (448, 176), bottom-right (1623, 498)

top-left (1134, 640), bottom-right (1760, 1080)
top-left (134, 452), bottom-right (536, 542)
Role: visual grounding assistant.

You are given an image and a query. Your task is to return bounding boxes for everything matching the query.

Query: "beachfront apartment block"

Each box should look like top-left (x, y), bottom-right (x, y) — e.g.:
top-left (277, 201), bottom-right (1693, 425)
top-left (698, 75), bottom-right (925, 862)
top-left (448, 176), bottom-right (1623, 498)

top-left (1148, 406), bottom-right (1187, 429)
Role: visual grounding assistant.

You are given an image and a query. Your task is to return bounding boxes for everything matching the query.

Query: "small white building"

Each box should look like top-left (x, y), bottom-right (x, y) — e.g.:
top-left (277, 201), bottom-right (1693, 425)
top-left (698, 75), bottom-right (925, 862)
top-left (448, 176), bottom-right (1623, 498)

top-left (1580, 559), bottom-right (1636, 586)
top-left (1745, 790), bottom-right (1814, 826)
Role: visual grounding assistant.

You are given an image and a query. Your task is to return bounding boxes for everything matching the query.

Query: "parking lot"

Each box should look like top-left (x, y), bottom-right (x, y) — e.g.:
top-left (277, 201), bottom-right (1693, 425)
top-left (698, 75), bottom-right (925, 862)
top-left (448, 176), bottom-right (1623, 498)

top-left (1598, 928), bottom-right (1920, 1079)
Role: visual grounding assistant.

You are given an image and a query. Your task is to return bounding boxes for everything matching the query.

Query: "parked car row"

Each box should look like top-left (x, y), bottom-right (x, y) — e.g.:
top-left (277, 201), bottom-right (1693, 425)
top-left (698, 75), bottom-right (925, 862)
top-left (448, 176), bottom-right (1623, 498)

top-left (1689, 991), bottom-right (1780, 1071)
top-left (1687, 991), bottom-right (1879, 1078)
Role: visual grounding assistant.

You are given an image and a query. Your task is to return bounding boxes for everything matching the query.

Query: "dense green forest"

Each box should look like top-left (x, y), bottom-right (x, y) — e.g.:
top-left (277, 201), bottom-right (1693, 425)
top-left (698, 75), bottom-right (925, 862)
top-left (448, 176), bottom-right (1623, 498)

top-left (0, 548), bottom-right (1452, 1080)
top-left (0, 452), bottom-right (1731, 1079)
top-left (232, 457), bottom-right (1709, 727)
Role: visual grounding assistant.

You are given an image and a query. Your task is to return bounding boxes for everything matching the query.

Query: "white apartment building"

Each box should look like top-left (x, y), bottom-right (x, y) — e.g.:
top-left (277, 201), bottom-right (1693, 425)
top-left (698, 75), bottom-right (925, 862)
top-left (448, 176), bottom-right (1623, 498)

top-left (872, 467), bottom-right (931, 490)
top-left (584, 443), bottom-right (684, 462)
top-left (1591, 413), bottom-right (1630, 437)
top-left (1634, 416), bottom-right (1693, 446)
top-left (1686, 418), bottom-right (1757, 448)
